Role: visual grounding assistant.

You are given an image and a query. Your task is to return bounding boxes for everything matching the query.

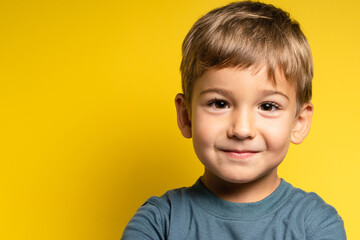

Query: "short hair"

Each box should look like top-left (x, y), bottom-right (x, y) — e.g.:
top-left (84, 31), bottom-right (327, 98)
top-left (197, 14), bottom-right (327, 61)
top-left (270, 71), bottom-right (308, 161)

top-left (180, 1), bottom-right (312, 112)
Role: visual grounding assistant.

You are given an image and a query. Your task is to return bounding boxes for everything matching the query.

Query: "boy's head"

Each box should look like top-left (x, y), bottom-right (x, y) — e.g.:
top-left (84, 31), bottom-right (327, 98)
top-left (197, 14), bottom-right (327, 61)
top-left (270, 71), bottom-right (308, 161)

top-left (175, 1), bottom-right (314, 191)
top-left (180, 1), bottom-right (312, 113)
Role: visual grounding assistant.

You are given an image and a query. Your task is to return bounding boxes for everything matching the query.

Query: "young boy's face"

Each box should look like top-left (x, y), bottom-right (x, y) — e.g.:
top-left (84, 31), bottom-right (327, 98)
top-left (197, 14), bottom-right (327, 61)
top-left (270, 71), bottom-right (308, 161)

top-left (176, 66), bottom-right (313, 185)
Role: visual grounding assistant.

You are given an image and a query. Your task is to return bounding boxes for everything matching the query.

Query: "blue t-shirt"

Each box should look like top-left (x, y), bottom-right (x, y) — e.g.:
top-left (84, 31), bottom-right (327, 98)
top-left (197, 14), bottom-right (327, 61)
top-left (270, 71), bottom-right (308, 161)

top-left (122, 179), bottom-right (346, 239)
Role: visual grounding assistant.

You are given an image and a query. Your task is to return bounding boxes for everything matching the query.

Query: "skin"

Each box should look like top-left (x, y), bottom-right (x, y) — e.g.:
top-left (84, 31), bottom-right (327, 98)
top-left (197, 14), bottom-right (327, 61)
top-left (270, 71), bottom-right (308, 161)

top-left (175, 66), bottom-right (313, 203)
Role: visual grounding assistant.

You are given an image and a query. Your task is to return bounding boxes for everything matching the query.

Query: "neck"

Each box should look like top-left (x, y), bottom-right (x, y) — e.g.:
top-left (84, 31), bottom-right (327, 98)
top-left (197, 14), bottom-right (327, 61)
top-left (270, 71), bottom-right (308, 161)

top-left (201, 171), bottom-right (281, 203)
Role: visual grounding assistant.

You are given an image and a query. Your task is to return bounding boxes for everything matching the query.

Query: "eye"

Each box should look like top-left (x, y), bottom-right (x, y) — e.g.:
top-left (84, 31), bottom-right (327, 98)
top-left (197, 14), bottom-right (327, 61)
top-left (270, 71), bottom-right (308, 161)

top-left (208, 99), bottom-right (230, 109)
top-left (259, 102), bottom-right (280, 111)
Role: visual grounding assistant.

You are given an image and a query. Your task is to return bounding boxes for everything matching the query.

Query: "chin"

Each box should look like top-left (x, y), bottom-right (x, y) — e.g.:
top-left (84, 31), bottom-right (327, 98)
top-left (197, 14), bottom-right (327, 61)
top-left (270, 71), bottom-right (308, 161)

top-left (217, 170), bottom-right (275, 185)
top-left (218, 173), bottom-right (260, 184)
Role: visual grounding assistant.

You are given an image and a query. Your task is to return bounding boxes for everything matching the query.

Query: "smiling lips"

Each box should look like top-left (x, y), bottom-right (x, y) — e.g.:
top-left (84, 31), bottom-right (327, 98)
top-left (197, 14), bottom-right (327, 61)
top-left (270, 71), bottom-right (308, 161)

top-left (220, 149), bottom-right (260, 159)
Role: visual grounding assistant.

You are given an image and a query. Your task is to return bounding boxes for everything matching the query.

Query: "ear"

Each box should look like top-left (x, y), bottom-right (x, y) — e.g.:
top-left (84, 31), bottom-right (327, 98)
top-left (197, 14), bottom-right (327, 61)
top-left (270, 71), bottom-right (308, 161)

top-left (175, 93), bottom-right (192, 138)
top-left (291, 102), bottom-right (314, 144)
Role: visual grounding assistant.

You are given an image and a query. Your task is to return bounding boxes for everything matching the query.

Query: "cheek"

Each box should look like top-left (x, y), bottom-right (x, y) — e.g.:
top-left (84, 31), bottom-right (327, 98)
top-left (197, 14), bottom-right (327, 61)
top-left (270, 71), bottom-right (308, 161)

top-left (191, 111), bottom-right (225, 149)
top-left (260, 117), bottom-right (294, 150)
top-left (192, 116), bottom-right (212, 145)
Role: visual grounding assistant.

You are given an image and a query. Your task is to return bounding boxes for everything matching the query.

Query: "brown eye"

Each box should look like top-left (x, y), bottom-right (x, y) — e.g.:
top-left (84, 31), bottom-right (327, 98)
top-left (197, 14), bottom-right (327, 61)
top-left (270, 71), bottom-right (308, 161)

top-left (214, 100), bottom-right (229, 109)
top-left (259, 103), bottom-right (279, 111)
top-left (208, 99), bottom-right (230, 109)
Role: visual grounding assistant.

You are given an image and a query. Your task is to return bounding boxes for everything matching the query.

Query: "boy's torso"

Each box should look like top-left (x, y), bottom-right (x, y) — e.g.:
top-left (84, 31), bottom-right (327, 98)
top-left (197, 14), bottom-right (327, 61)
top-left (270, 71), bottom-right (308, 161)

top-left (122, 178), bottom-right (346, 240)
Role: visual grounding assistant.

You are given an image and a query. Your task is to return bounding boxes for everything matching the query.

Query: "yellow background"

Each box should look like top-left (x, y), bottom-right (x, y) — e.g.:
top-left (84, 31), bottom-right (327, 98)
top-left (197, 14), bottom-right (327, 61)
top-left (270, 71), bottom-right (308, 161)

top-left (0, 0), bottom-right (358, 239)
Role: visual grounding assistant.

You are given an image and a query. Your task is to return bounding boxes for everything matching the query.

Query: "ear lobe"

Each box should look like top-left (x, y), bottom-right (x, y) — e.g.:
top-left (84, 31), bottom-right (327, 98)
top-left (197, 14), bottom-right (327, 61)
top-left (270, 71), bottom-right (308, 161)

top-left (175, 93), bottom-right (192, 138)
top-left (291, 102), bottom-right (314, 144)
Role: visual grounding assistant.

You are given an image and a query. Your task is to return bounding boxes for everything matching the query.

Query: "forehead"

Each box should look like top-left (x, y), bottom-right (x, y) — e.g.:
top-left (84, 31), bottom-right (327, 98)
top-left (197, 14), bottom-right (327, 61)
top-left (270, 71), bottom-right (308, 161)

top-left (193, 66), bottom-right (297, 100)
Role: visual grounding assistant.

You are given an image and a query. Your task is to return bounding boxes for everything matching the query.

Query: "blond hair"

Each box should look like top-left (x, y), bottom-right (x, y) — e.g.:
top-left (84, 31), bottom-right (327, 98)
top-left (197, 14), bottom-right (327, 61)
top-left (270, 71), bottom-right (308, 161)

top-left (180, 1), bottom-right (313, 111)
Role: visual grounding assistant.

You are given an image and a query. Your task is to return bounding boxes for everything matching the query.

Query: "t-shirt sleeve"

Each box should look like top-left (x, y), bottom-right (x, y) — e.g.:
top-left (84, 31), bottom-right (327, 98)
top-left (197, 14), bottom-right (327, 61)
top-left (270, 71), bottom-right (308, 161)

top-left (308, 215), bottom-right (346, 240)
top-left (121, 197), bottom-right (169, 240)
top-left (305, 193), bottom-right (346, 240)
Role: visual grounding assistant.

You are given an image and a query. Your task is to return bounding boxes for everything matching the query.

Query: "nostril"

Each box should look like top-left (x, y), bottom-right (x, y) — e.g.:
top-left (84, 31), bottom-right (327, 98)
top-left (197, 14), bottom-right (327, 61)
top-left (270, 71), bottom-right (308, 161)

top-left (227, 112), bottom-right (256, 140)
top-left (228, 126), bottom-right (256, 140)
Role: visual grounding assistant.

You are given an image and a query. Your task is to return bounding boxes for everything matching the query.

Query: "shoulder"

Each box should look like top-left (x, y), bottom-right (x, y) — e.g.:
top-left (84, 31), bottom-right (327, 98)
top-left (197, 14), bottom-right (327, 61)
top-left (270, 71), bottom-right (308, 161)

top-left (121, 187), bottom-right (189, 240)
top-left (141, 186), bottom-right (190, 217)
top-left (283, 183), bottom-right (346, 240)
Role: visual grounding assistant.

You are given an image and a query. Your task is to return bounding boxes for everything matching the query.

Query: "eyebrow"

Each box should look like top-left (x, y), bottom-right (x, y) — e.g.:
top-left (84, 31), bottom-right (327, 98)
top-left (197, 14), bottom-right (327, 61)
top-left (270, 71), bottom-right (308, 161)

top-left (199, 88), bottom-right (289, 100)
top-left (261, 90), bottom-right (290, 101)
top-left (199, 88), bottom-right (233, 98)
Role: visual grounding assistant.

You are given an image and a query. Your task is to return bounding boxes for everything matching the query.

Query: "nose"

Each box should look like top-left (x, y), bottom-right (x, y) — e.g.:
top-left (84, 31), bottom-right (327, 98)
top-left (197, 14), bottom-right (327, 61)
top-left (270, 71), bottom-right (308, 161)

top-left (227, 108), bottom-right (256, 140)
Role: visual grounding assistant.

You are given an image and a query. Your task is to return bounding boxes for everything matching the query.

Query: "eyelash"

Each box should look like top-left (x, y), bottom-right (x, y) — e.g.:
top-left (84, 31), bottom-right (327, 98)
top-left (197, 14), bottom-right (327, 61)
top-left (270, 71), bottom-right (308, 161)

top-left (207, 99), bottom-right (281, 112)
top-left (258, 102), bottom-right (281, 111)
top-left (207, 99), bottom-right (230, 109)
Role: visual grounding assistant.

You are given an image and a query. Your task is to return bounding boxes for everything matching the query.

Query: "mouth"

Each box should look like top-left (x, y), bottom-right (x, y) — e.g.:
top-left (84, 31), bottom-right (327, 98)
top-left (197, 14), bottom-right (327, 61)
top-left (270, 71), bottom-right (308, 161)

top-left (219, 149), bottom-right (260, 160)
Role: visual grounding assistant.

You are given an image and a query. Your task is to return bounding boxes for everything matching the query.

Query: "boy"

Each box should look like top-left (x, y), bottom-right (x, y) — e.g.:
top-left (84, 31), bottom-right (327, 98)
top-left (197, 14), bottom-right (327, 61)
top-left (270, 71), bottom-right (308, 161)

top-left (122, 1), bottom-right (346, 239)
